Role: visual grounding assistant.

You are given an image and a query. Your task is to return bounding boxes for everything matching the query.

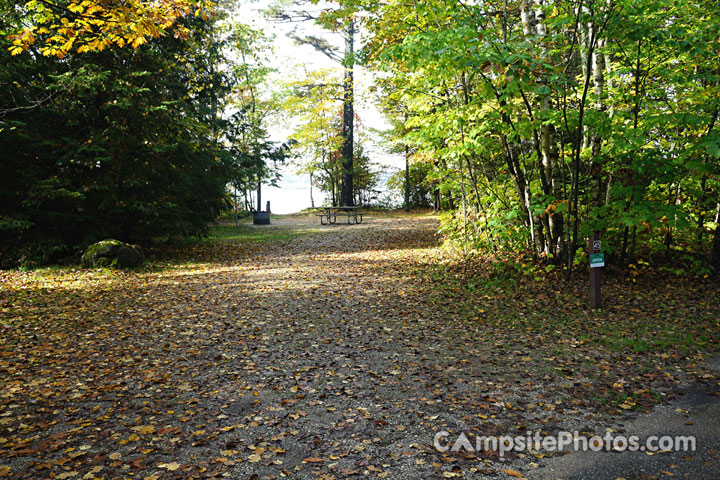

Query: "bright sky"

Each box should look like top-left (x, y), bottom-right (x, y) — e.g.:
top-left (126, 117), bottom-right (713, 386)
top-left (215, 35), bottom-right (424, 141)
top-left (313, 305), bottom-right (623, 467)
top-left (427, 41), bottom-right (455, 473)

top-left (236, 0), bottom-right (404, 213)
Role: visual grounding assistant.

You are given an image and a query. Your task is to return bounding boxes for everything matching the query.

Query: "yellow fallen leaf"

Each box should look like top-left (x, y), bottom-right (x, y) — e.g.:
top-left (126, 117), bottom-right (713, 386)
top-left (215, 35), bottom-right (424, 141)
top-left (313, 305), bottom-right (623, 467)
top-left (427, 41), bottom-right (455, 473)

top-left (302, 457), bottom-right (325, 463)
top-left (159, 462), bottom-right (180, 471)
top-left (136, 425), bottom-right (155, 434)
top-left (501, 468), bottom-right (525, 478)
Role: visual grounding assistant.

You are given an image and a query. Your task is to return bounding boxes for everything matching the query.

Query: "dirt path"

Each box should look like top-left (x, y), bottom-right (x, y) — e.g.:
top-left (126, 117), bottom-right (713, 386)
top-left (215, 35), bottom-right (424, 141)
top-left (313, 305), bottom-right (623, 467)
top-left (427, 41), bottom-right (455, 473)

top-left (1, 216), bottom-right (718, 479)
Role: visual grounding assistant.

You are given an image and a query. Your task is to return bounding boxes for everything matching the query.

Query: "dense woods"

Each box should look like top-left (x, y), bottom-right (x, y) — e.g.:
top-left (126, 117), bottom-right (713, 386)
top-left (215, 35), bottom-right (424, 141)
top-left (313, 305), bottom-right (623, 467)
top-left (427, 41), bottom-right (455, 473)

top-left (358, 0), bottom-right (720, 274)
top-left (0, 2), bottom-right (282, 267)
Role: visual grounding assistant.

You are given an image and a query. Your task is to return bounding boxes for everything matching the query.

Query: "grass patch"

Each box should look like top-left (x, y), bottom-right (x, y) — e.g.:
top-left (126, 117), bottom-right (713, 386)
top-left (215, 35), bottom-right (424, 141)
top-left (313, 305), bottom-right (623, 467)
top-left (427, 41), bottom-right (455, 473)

top-left (168, 221), bottom-right (323, 248)
top-left (207, 224), bottom-right (316, 244)
top-left (596, 320), bottom-right (714, 354)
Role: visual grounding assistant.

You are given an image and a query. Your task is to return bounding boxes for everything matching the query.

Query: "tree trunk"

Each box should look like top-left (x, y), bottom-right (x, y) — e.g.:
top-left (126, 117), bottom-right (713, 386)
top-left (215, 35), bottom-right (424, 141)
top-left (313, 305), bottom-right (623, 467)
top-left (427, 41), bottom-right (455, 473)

top-left (256, 178), bottom-right (262, 212)
top-left (697, 176), bottom-right (707, 242)
top-left (589, 35), bottom-right (606, 211)
top-left (309, 171), bottom-right (315, 209)
top-left (340, 20), bottom-right (355, 207)
top-left (712, 202), bottom-right (720, 275)
top-left (234, 185), bottom-right (238, 227)
top-left (404, 145), bottom-right (411, 212)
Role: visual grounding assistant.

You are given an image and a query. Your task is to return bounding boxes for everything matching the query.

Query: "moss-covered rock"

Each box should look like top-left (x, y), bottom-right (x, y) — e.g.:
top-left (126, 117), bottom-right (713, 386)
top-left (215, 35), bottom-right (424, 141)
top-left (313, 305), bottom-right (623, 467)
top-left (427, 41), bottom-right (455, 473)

top-left (81, 239), bottom-right (145, 268)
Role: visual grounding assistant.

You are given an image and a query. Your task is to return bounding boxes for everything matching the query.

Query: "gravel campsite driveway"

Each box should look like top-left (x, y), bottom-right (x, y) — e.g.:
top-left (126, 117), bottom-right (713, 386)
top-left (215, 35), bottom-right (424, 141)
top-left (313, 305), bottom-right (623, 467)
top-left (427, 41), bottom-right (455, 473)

top-left (1, 215), bottom-right (718, 479)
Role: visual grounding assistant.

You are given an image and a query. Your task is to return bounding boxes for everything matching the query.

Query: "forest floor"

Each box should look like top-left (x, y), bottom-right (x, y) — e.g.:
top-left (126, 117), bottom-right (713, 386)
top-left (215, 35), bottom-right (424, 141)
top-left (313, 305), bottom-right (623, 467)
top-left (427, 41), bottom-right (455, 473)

top-left (1, 213), bottom-right (718, 480)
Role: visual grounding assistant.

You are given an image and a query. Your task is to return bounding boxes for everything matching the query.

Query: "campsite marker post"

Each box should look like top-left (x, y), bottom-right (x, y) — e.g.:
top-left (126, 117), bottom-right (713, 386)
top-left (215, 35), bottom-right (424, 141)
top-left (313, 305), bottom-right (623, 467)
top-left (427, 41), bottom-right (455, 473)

top-left (589, 234), bottom-right (603, 308)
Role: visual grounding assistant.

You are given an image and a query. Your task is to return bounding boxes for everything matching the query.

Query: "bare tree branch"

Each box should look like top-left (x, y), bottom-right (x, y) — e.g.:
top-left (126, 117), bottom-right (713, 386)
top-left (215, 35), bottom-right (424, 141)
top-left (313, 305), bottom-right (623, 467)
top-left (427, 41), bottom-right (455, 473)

top-left (287, 33), bottom-right (343, 62)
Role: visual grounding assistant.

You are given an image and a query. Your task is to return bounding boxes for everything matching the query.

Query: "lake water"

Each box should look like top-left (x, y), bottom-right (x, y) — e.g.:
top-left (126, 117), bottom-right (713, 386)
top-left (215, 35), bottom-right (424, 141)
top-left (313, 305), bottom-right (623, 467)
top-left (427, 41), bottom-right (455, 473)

top-left (263, 183), bottom-right (327, 214)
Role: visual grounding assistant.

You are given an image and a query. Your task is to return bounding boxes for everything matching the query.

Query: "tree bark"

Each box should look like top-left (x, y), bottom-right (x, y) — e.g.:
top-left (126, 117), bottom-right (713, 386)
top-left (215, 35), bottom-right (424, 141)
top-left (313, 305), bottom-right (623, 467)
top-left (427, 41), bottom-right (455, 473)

top-left (404, 145), bottom-right (411, 212)
top-left (340, 20), bottom-right (355, 207)
top-left (309, 171), bottom-right (315, 209)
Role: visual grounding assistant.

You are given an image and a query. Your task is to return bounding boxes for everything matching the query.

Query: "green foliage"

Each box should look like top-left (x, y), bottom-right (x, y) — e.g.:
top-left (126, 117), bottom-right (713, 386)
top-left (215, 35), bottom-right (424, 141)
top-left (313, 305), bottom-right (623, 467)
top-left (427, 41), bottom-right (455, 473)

top-left (349, 143), bottom-right (386, 206)
top-left (387, 160), bottom-right (434, 208)
top-left (0, 9), bottom-right (235, 267)
top-left (353, 0), bottom-right (720, 273)
top-left (282, 68), bottom-right (345, 205)
top-left (282, 68), bottom-right (382, 206)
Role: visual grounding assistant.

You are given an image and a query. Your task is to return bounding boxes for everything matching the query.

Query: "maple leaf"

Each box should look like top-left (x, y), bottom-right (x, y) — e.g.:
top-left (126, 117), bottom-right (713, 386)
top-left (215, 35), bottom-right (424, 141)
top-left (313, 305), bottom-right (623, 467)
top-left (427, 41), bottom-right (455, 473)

top-left (140, 425), bottom-right (155, 434)
top-left (302, 457), bottom-right (325, 463)
top-left (10, 0), bottom-right (214, 57)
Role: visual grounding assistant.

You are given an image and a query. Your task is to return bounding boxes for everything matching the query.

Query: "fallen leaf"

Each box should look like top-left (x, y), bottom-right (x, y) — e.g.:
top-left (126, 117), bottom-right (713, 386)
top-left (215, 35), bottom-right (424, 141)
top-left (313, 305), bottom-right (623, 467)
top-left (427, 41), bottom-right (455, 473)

top-left (57, 472), bottom-right (78, 479)
top-left (302, 457), bottom-right (325, 463)
top-left (501, 468), bottom-right (525, 478)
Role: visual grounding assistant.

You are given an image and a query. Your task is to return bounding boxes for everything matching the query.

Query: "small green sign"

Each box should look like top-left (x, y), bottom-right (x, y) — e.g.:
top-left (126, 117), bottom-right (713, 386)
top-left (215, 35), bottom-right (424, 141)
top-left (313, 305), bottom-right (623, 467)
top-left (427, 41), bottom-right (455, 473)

top-left (590, 253), bottom-right (605, 268)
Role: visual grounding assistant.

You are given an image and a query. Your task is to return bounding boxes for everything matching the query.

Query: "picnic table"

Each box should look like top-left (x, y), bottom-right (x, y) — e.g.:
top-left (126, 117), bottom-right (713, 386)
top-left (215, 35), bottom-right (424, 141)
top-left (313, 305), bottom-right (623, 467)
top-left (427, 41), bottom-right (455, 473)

top-left (316, 206), bottom-right (364, 225)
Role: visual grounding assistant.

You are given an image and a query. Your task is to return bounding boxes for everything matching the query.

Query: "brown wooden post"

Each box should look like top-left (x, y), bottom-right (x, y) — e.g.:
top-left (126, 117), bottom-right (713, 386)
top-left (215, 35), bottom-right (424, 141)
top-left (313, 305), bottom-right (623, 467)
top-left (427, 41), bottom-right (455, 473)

top-left (589, 233), bottom-right (602, 308)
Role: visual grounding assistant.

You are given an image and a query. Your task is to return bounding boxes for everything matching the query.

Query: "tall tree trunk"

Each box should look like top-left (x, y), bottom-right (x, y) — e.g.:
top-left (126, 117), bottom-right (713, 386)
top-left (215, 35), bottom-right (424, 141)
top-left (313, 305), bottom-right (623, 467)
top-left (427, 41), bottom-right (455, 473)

top-left (309, 171), bottom-right (315, 209)
top-left (404, 145), bottom-right (411, 212)
top-left (533, 0), bottom-right (564, 257)
top-left (340, 20), bottom-right (355, 207)
top-left (589, 35), bottom-right (606, 211)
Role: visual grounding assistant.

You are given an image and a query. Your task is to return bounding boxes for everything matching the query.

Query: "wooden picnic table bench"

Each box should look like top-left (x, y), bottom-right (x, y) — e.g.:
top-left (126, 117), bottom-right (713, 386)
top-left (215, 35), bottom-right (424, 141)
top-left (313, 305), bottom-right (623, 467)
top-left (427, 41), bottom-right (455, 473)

top-left (316, 206), bottom-right (365, 225)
